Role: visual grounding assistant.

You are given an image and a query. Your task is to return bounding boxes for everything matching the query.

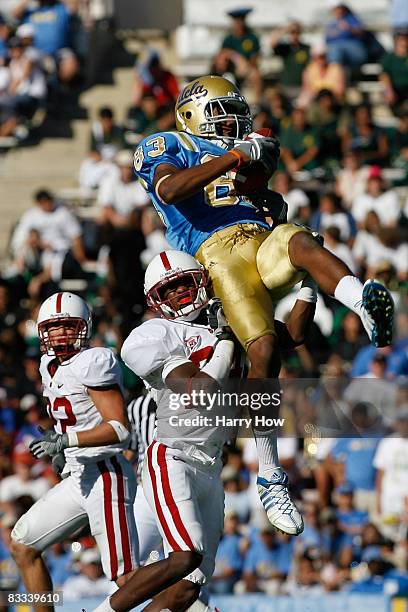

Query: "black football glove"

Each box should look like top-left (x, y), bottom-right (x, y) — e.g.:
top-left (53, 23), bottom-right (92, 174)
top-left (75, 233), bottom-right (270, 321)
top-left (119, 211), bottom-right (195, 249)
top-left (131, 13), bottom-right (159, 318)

top-left (251, 189), bottom-right (288, 226)
top-left (29, 427), bottom-right (69, 459)
top-left (207, 298), bottom-right (233, 341)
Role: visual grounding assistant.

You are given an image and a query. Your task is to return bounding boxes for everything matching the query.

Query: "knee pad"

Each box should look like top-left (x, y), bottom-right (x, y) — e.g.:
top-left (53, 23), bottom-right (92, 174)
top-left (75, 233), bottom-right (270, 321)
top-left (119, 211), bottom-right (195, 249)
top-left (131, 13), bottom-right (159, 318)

top-left (11, 515), bottom-right (29, 544)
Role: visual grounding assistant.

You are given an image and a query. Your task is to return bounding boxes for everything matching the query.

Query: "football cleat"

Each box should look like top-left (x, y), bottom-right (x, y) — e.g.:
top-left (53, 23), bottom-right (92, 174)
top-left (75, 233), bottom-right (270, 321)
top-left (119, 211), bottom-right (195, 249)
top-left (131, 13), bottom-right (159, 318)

top-left (257, 470), bottom-right (304, 536)
top-left (361, 279), bottom-right (394, 348)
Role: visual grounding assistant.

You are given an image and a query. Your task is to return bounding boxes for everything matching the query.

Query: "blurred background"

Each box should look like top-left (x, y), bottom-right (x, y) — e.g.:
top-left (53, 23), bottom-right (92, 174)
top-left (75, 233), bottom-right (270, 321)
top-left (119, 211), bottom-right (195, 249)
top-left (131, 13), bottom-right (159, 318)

top-left (0, 0), bottom-right (407, 610)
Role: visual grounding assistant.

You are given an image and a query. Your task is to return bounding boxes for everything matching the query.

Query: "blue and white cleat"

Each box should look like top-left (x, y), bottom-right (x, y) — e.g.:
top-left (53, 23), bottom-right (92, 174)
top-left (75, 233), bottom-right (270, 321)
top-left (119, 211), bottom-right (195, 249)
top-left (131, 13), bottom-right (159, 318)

top-left (257, 470), bottom-right (304, 536)
top-left (361, 279), bottom-right (394, 348)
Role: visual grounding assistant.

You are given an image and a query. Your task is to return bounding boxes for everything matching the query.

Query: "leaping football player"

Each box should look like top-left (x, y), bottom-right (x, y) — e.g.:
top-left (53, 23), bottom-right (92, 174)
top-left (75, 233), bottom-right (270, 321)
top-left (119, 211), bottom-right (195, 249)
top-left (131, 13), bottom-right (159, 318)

top-left (10, 292), bottom-right (138, 612)
top-left (93, 249), bottom-right (317, 612)
top-left (132, 75), bottom-right (394, 529)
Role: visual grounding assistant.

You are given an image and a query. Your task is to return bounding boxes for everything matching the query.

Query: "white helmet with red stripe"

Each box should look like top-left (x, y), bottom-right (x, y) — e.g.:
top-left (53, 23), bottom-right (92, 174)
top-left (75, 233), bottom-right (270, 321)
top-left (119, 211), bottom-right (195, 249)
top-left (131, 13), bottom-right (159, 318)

top-left (37, 292), bottom-right (92, 359)
top-left (145, 250), bottom-right (210, 322)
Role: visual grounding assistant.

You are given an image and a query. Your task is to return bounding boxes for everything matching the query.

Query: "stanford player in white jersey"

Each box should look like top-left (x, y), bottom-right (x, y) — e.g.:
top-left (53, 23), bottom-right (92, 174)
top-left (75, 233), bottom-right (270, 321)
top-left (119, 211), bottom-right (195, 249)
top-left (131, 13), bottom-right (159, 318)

top-left (93, 250), bottom-right (317, 612)
top-left (10, 292), bottom-right (138, 612)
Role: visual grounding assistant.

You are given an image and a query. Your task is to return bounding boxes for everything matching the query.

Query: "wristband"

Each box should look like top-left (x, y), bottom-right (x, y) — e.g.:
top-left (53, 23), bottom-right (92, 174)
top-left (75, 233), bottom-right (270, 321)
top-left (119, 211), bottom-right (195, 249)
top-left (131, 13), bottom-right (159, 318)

top-left (108, 420), bottom-right (130, 443)
top-left (67, 432), bottom-right (79, 447)
top-left (297, 286), bottom-right (317, 303)
top-left (201, 339), bottom-right (235, 383)
top-left (230, 149), bottom-right (245, 169)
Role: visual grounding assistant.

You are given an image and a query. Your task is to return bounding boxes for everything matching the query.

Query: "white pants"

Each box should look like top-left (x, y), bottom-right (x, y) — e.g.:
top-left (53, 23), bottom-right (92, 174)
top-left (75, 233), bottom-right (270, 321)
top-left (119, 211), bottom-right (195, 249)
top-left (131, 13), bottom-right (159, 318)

top-left (12, 454), bottom-right (138, 581)
top-left (134, 484), bottom-right (162, 564)
top-left (142, 441), bottom-right (224, 585)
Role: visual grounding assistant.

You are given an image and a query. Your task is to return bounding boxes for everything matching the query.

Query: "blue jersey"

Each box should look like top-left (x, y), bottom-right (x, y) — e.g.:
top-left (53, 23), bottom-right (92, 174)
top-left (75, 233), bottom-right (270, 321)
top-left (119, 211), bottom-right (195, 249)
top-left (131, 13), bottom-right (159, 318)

top-left (134, 131), bottom-right (269, 255)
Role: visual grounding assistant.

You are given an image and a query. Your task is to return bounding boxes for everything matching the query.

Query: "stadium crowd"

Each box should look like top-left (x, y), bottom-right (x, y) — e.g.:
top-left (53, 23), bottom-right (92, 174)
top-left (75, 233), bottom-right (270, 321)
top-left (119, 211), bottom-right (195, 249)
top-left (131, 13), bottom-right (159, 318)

top-left (0, 0), bottom-right (408, 605)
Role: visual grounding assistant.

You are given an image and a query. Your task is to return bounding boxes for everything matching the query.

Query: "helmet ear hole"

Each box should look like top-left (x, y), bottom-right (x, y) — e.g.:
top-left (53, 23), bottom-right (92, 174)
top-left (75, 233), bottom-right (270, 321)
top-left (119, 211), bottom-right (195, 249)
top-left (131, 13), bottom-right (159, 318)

top-left (185, 111), bottom-right (192, 119)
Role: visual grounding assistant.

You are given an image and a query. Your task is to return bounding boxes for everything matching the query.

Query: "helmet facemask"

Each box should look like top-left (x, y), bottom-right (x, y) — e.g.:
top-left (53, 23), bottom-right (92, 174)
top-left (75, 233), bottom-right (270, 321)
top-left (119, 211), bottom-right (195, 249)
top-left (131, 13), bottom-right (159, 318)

top-left (146, 269), bottom-right (209, 322)
top-left (38, 317), bottom-right (89, 360)
top-left (200, 97), bottom-right (252, 143)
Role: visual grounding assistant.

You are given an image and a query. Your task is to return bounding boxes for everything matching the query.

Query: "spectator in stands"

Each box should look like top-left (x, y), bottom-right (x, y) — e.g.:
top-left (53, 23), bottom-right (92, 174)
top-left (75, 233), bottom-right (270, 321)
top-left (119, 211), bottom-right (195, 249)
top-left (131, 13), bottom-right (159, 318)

top-left (0, 513), bottom-right (19, 593)
top-left (352, 210), bottom-right (408, 280)
top-left (210, 511), bottom-right (244, 594)
top-left (330, 429), bottom-right (379, 515)
top-left (131, 48), bottom-right (178, 130)
top-left (210, 48), bottom-right (237, 86)
top-left (323, 227), bottom-right (356, 273)
top-left (11, 188), bottom-right (87, 297)
top-left (380, 30), bottom-right (408, 112)
top-left (90, 106), bottom-right (124, 161)
top-left (13, 0), bottom-right (79, 84)
top-left (311, 192), bottom-right (356, 243)
top-left (46, 542), bottom-right (75, 589)
top-left (0, 64), bottom-right (19, 137)
top-left (272, 171), bottom-right (310, 222)
top-left (270, 21), bottom-right (310, 98)
top-left (7, 36), bottom-right (46, 122)
top-left (333, 483), bottom-right (369, 536)
top-left (335, 150), bottom-right (370, 209)
top-left (325, 2), bottom-right (368, 68)
top-left (307, 89), bottom-right (342, 165)
top-left (332, 312), bottom-right (367, 364)
top-left (221, 7), bottom-right (262, 102)
top-left (63, 548), bottom-right (115, 601)
top-left (240, 526), bottom-right (286, 594)
top-left (223, 467), bottom-right (250, 524)
top-left (351, 166), bottom-right (400, 228)
top-left (97, 149), bottom-right (147, 326)
top-left (342, 103), bottom-right (389, 166)
top-left (280, 107), bottom-right (320, 174)
top-left (0, 447), bottom-right (49, 514)
top-left (298, 42), bottom-right (346, 107)
top-left (263, 89), bottom-right (291, 134)
top-left (126, 93), bottom-right (161, 140)
top-left (139, 206), bottom-right (169, 269)
top-left (97, 149), bottom-right (150, 228)
top-left (349, 546), bottom-right (408, 595)
top-left (373, 410), bottom-right (408, 524)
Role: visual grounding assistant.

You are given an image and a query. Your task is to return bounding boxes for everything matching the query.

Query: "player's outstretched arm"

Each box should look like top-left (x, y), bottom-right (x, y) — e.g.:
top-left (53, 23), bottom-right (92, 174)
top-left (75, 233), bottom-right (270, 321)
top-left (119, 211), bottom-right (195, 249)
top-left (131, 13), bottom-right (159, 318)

top-left (154, 137), bottom-right (279, 204)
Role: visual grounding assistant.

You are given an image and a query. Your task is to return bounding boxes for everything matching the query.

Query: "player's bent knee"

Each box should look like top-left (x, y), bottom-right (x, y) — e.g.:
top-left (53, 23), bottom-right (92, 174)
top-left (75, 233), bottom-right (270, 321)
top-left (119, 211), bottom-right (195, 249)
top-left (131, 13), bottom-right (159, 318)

top-left (10, 539), bottom-right (40, 565)
top-left (168, 551), bottom-right (203, 577)
top-left (247, 334), bottom-right (278, 362)
top-left (169, 580), bottom-right (201, 609)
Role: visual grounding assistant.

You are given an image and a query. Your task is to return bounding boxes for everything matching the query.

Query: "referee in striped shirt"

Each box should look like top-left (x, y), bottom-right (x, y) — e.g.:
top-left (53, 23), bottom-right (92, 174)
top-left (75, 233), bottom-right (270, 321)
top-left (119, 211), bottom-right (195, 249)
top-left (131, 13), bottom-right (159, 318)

top-left (126, 390), bottom-right (157, 482)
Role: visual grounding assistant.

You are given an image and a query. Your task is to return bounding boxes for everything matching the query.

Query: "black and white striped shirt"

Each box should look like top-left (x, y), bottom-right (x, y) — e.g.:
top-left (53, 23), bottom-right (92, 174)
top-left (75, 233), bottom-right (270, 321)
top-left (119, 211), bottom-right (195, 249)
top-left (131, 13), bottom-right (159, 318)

top-left (127, 391), bottom-right (157, 481)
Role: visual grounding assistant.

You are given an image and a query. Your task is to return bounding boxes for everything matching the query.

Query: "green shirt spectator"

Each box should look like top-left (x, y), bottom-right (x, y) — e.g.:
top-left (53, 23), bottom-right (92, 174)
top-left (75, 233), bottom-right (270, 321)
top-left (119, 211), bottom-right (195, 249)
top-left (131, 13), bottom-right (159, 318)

top-left (280, 108), bottom-right (320, 172)
top-left (221, 7), bottom-right (260, 60)
top-left (222, 30), bottom-right (260, 60)
top-left (380, 31), bottom-right (408, 109)
top-left (271, 22), bottom-right (310, 88)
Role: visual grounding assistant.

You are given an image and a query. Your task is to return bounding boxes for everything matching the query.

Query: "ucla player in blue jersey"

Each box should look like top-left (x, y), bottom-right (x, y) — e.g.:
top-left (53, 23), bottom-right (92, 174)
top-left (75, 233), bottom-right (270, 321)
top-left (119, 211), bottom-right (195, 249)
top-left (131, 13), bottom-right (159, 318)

top-left (133, 75), bottom-right (394, 534)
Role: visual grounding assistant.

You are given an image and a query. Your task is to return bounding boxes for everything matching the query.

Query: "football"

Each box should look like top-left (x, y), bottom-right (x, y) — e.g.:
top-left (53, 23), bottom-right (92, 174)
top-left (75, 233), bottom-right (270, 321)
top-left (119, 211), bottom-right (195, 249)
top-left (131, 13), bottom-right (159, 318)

top-left (233, 128), bottom-right (274, 197)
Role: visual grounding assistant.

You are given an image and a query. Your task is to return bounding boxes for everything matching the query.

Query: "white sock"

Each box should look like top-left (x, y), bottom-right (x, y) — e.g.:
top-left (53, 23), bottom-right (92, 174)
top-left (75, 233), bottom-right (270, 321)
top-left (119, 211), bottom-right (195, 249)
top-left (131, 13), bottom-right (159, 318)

top-left (334, 275), bottom-right (364, 315)
top-left (253, 430), bottom-right (281, 479)
top-left (92, 597), bottom-right (115, 612)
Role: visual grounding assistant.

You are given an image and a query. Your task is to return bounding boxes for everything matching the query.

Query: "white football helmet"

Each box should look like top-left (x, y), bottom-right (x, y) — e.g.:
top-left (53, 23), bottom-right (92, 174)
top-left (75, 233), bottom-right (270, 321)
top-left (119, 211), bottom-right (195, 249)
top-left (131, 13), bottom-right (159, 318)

top-left (37, 292), bottom-right (92, 359)
top-left (145, 250), bottom-right (210, 321)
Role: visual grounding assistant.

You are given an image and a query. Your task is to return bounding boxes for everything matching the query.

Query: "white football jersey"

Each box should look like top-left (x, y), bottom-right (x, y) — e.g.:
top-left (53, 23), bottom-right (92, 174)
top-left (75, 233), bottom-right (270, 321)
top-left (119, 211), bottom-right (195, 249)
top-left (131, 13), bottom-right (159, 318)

top-left (40, 347), bottom-right (127, 467)
top-left (121, 318), bottom-right (238, 462)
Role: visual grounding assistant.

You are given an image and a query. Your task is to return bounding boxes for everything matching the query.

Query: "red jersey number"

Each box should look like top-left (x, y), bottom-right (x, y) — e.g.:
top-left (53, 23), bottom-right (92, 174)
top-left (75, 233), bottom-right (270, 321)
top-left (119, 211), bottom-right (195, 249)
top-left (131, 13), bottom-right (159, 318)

top-left (47, 397), bottom-right (77, 433)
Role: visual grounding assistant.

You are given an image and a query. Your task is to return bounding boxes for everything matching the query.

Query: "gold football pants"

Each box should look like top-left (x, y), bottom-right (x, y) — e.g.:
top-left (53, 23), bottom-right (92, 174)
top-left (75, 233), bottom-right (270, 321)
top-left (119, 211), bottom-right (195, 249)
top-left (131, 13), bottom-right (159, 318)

top-left (195, 223), bottom-right (309, 350)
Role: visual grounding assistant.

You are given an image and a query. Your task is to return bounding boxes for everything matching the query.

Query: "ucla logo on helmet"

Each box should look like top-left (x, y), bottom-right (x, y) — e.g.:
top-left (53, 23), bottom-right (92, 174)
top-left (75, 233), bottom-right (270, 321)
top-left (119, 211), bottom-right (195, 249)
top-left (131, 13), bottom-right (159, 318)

top-left (177, 81), bottom-right (208, 108)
